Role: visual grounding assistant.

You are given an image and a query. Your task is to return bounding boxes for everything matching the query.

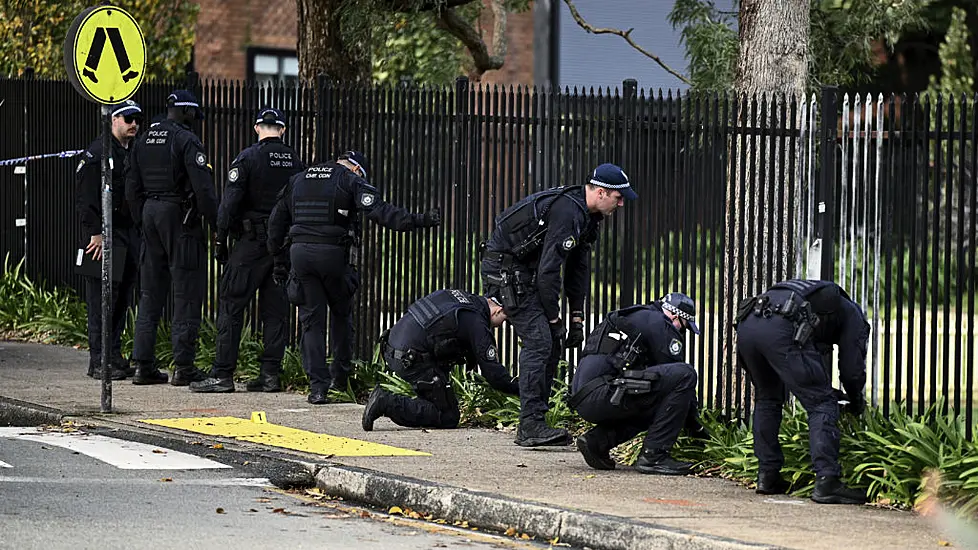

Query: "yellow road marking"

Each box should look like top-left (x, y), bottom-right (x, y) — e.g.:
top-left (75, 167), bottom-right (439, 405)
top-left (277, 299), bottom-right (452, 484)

top-left (139, 415), bottom-right (428, 457)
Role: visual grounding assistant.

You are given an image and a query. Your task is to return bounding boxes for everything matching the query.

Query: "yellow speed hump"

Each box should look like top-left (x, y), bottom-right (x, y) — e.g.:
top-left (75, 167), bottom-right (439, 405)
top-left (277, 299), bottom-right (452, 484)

top-left (63, 5), bottom-right (146, 104)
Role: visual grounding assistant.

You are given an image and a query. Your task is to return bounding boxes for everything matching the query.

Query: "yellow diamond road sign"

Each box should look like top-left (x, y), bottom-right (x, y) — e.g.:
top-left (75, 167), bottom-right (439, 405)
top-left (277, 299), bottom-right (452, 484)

top-left (64, 5), bottom-right (145, 104)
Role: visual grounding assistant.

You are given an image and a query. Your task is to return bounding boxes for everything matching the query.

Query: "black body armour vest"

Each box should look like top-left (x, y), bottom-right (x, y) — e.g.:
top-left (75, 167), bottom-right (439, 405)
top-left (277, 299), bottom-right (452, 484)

top-left (493, 186), bottom-right (586, 263)
top-left (244, 141), bottom-right (298, 218)
top-left (135, 120), bottom-right (182, 196)
top-left (407, 290), bottom-right (483, 360)
top-left (290, 163), bottom-right (354, 239)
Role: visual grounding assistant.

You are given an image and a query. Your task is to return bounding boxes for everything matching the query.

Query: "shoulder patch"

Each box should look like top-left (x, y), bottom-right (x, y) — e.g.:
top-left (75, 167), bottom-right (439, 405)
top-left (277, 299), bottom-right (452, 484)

top-left (486, 345), bottom-right (498, 361)
top-left (359, 192), bottom-right (375, 207)
top-left (195, 152), bottom-right (207, 167)
top-left (562, 236), bottom-right (576, 251)
top-left (669, 338), bottom-right (683, 356)
top-left (227, 167), bottom-right (239, 182)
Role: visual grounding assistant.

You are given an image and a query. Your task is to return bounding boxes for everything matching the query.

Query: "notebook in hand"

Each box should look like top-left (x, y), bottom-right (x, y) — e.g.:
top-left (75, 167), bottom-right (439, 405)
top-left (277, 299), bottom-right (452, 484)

top-left (74, 246), bottom-right (127, 282)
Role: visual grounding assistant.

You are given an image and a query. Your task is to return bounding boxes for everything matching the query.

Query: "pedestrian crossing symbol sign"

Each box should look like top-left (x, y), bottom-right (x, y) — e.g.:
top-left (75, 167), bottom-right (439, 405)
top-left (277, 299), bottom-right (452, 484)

top-left (64, 5), bottom-right (145, 104)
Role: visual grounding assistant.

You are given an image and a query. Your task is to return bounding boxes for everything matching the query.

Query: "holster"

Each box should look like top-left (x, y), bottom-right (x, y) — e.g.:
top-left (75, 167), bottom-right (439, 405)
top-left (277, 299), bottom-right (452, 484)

top-left (608, 369), bottom-right (660, 407)
top-left (752, 292), bottom-right (820, 346)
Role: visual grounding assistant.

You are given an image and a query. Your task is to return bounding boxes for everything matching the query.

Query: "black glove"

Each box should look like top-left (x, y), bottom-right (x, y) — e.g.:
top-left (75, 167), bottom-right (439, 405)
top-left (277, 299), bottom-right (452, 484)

top-left (272, 264), bottom-right (289, 288)
top-left (566, 311), bottom-right (585, 348)
top-left (420, 207), bottom-right (441, 227)
top-left (847, 392), bottom-right (866, 416)
top-left (550, 320), bottom-right (567, 350)
top-left (214, 235), bottom-right (228, 265)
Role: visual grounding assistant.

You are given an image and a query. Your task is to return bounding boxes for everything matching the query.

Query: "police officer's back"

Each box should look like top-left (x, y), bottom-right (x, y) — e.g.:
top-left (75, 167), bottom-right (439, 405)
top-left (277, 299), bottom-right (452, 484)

top-left (267, 151), bottom-right (440, 404)
top-left (361, 289), bottom-right (519, 430)
top-left (125, 89), bottom-right (219, 386)
top-left (570, 293), bottom-right (701, 475)
top-left (736, 279), bottom-right (869, 504)
top-left (75, 100), bottom-right (143, 380)
top-left (191, 107), bottom-right (306, 394)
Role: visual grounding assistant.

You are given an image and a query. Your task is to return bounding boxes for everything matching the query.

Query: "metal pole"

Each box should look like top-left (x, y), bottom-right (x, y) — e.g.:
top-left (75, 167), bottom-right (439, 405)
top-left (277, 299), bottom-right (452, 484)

top-left (100, 103), bottom-right (113, 413)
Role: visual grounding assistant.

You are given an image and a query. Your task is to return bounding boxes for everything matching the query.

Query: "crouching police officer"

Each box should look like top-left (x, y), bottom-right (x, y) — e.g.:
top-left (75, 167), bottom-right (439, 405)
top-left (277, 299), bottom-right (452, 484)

top-left (481, 164), bottom-right (636, 447)
top-left (125, 90), bottom-right (219, 385)
top-left (570, 293), bottom-right (702, 475)
top-left (736, 279), bottom-right (869, 504)
top-left (75, 100), bottom-right (143, 380)
top-left (361, 289), bottom-right (519, 431)
top-left (191, 108), bottom-right (305, 393)
top-left (268, 150), bottom-right (440, 404)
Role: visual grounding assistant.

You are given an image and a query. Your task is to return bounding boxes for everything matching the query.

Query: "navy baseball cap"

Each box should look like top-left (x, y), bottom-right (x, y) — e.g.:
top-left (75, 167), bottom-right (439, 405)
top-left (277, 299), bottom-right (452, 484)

top-left (590, 163), bottom-right (637, 201)
top-left (110, 100), bottom-right (142, 118)
top-left (255, 107), bottom-right (286, 127)
top-left (339, 150), bottom-right (370, 180)
top-left (166, 89), bottom-right (204, 119)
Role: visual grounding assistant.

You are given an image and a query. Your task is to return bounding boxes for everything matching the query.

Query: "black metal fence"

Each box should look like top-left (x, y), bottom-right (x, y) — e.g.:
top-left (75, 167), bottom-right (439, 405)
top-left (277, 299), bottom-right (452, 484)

top-left (0, 76), bottom-right (974, 435)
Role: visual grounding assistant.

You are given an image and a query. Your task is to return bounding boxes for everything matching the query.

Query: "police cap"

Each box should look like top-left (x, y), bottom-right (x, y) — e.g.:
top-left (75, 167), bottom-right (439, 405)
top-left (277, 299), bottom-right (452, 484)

top-left (589, 163), bottom-right (637, 201)
top-left (339, 150), bottom-right (370, 180)
top-left (660, 292), bottom-right (700, 335)
top-left (255, 107), bottom-right (286, 127)
top-left (110, 99), bottom-right (142, 119)
top-left (166, 89), bottom-right (204, 120)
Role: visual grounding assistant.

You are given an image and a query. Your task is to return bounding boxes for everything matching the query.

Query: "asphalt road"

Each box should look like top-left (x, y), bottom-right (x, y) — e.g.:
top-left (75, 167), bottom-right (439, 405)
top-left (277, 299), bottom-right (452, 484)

top-left (0, 427), bottom-right (552, 550)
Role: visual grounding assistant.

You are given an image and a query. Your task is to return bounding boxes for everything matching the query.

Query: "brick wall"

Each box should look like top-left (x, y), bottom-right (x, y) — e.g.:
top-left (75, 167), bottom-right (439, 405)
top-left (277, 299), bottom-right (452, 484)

top-left (194, 0), bottom-right (298, 81)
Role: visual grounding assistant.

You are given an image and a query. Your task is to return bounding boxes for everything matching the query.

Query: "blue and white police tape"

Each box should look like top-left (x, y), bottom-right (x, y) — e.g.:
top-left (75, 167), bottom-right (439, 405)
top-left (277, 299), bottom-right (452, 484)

top-left (0, 150), bottom-right (85, 167)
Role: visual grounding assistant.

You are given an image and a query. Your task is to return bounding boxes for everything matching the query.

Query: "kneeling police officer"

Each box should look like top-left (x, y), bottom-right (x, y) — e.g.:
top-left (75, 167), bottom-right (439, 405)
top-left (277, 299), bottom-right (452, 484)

top-left (570, 293), bottom-right (702, 475)
top-left (361, 289), bottom-right (519, 431)
top-left (736, 279), bottom-right (868, 504)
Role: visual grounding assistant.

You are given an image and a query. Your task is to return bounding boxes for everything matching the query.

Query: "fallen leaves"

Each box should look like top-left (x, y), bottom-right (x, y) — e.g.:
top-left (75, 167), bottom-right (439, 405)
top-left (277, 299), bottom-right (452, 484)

top-left (209, 444), bottom-right (224, 450)
top-left (159, 478), bottom-right (173, 482)
top-left (272, 508), bottom-right (287, 514)
top-left (515, 463), bottom-right (527, 468)
top-left (938, 540), bottom-right (953, 547)
top-left (151, 449), bottom-right (166, 454)
top-left (247, 509), bottom-right (259, 513)
top-left (215, 508), bottom-right (225, 514)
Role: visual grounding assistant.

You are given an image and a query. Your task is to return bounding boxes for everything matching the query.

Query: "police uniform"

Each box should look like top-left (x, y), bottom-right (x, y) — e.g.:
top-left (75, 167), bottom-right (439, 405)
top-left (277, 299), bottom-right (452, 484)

top-left (480, 163), bottom-right (637, 447)
top-left (191, 108), bottom-right (306, 393)
top-left (736, 279), bottom-right (868, 504)
top-left (75, 100), bottom-right (143, 380)
top-left (267, 151), bottom-right (440, 404)
top-left (125, 90), bottom-right (219, 385)
top-left (361, 290), bottom-right (519, 430)
top-left (570, 294), bottom-right (701, 474)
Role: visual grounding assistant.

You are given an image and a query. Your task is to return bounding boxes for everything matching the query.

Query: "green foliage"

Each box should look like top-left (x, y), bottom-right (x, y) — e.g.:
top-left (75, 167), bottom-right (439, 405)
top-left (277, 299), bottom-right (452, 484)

top-left (0, 0), bottom-right (199, 80)
top-left (924, 7), bottom-right (976, 106)
top-left (669, 0), bottom-right (739, 92)
top-left (372, 11), bottom-right (468, 86)
top-left (0, 255), bottom-right (88, 346)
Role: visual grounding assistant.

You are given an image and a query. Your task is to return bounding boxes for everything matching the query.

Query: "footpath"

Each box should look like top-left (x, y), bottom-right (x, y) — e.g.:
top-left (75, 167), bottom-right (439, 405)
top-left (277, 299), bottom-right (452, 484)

top-left (0, 341), bottom-right (950, 550)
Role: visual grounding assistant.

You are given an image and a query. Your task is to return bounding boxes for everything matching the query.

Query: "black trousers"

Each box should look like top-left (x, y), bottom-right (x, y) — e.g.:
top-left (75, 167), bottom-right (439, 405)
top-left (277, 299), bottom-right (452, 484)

top-left (290, 243), bottom-right (358, 393)
top-left (380, 350), bottom-right (461, 429)
top-left (131, 200), bottom-right (206, 367)
top-left (737, 314), bottom-right (842, 477)
top-left (211, 236), bottom-right (288, 379)
top-left (572, 355), bottom-right (697, 451)
top-left (84, 227), bottom-right (139, 370)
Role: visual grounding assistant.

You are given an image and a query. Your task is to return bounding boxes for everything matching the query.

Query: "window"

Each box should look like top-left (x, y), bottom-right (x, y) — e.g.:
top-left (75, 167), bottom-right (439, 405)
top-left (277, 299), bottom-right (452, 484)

top-left (247, 47), bottom-right (299, 85)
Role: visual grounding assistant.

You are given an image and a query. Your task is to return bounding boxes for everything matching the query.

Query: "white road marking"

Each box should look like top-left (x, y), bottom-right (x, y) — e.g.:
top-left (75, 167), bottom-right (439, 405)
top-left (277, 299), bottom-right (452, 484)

top-left (0, 460), bottom-right (12, 468)
top-left (0, 427), bottom-right (231, 470)
top-left (0, 476), bottom-right (271, 487)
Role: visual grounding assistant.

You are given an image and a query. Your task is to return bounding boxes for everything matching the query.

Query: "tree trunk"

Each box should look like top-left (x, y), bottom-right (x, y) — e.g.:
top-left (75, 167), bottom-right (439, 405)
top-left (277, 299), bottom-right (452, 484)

top-left (719, 0), bottom-right (810, 412)
top-left (296, 0), bottom-right (370, 83)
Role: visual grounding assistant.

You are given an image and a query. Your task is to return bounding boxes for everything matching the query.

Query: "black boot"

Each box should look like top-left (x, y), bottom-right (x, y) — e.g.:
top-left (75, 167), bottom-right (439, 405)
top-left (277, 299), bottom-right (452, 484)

top-left (515, 417), bottom-right (571, 447)
top-left (328, 370), bottom-right (350, 393)
top-left (246, 372), bottom-right (281, 393)
top-left (811, 475), bottom-right (867, 505)
top-left (170, 365), bottom-right (208, 386)
top-left (189, 377), bottom-right (235, 393)
top-left (307, 388), bottom-right (329, 405)
top-left (361, 387), bottom-right (391, 431)
top-left (756, 471), bottom-right (791, 495)
top-left (132, 362), bottom-right (168, 385)
top-left (576, 427), bottom-right (617, 470)
top-left (89, 364), bottom-right (129, 381)
top-left (634, 448), bottom-right (693, 476)
top-left (113, 354), bottom-right (136, 377)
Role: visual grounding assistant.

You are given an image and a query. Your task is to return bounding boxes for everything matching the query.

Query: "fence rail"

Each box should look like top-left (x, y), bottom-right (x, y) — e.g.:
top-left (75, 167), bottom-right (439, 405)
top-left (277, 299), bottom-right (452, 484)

top-left (1, 76), bottom-right (974, 436)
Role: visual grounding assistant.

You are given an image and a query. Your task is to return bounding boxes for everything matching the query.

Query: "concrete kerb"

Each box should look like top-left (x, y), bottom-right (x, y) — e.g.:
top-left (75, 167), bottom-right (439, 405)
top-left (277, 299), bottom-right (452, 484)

top-left (0, 396), bottom-right (65, 426)
top-left (311, 464), bottom-right (785, 550)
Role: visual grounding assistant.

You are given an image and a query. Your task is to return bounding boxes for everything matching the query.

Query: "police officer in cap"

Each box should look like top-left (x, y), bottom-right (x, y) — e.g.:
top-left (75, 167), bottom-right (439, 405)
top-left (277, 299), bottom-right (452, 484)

top-left (736, 279), bottom-right (869, 504)
top-left (75, 100), bottom-right (143, 380)
top-left (267, 150), bottom-right (441, 404)
top-left (570, 293), bottom-right (703, 474)
top-left (361, 290), bottom-right (519, 431)
top-left (191, 107), bottom-right (306, 393)
top-left (125, 89), bottom-right (219, 385)
top-left (481, 163), bottom-right (635, 447)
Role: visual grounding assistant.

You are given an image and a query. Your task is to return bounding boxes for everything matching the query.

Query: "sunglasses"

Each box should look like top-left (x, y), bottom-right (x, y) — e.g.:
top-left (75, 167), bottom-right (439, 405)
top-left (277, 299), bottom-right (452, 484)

top-left (123, 114), bottom-right (142, 124)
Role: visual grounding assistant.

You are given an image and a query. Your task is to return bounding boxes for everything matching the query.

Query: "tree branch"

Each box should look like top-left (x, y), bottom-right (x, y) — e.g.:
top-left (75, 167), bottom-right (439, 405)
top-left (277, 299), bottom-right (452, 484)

top-left (384, 0), bottom-right (476, 12)
top-left (562, 0), bottom-right (692, 85)
top-left (436, 2), bottom-right (507, 79)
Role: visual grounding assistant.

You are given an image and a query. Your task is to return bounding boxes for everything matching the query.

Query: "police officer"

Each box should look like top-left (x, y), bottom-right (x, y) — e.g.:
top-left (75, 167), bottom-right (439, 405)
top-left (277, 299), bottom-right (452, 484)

top-left (569, 293), bottom-right (702, 475)
top-left (75, 100), bottom-right (143, 380)
top-left (736, 279), bottom-right (868, 504)
top-left (267, 150), bottom-right (440, 404)
top-left (125, 90), bottom-right (219, 386)
top-left (361, 290), bottom-right (519, 430)
top-left (481, 163), bottom-right (636, 447)
top-left (191, 108), bottom-right (305, 393)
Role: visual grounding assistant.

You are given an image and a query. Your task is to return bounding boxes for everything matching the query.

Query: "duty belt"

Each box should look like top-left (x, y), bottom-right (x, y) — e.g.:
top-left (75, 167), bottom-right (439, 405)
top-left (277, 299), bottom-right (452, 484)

top-left (383, 342), bottom-right (436, 369)
top-left (290, 235), bottom-right (350, 245)
top-left (753, 291), bottom-right (820, 345)
top-left (146, 193), bottom-right (182, 204)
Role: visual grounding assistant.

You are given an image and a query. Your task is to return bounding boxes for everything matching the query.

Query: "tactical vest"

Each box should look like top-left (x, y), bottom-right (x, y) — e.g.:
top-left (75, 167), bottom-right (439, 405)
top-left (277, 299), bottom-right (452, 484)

top-left (135, 120), bottom-right (180, 196)
top-left (582, 304), bottom-right (650, 356)
top-left (244, 139), bottom-right (298, 218)
top-left (494, 186), bottom-right (587, 262)
top-left (290, 163), bottom-right (353, 236)
top-left (407, 289), bottom-right (483, 360)
top-left (769, 279), bottom-right (833, 298)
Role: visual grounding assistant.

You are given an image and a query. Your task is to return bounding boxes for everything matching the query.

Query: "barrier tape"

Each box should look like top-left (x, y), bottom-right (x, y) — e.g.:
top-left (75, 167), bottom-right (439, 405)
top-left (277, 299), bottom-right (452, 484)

top-left (0, 150), bottom-right (85, 167)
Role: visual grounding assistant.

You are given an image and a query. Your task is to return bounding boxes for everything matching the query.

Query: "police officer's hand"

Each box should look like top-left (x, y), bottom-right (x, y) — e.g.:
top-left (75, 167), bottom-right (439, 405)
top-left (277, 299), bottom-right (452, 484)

top-left (214, 235), bottom-right (228, 265)
top-left (273, 264), bottom-right (289, 288)
top-left (847, 392), bottom-right (867, 416)
top-left (566, 311), bottom-right (585, 349)
top-left (549, 319), bottom-right (567, 349)
top-left (421, 207), bottom-right (441, 227)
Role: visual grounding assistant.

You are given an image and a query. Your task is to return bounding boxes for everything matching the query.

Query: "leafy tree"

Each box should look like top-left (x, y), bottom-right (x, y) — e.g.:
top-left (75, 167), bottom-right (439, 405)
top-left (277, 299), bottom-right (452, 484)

top-left (0, 0), bottom-right (199, 80)
top-left (924, 6), bottom-right (975, 99)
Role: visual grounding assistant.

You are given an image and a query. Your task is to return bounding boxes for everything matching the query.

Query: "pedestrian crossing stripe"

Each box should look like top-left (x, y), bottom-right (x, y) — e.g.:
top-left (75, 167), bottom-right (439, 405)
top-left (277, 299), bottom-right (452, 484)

top-left (139, 415), bottom-right (430, 457)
